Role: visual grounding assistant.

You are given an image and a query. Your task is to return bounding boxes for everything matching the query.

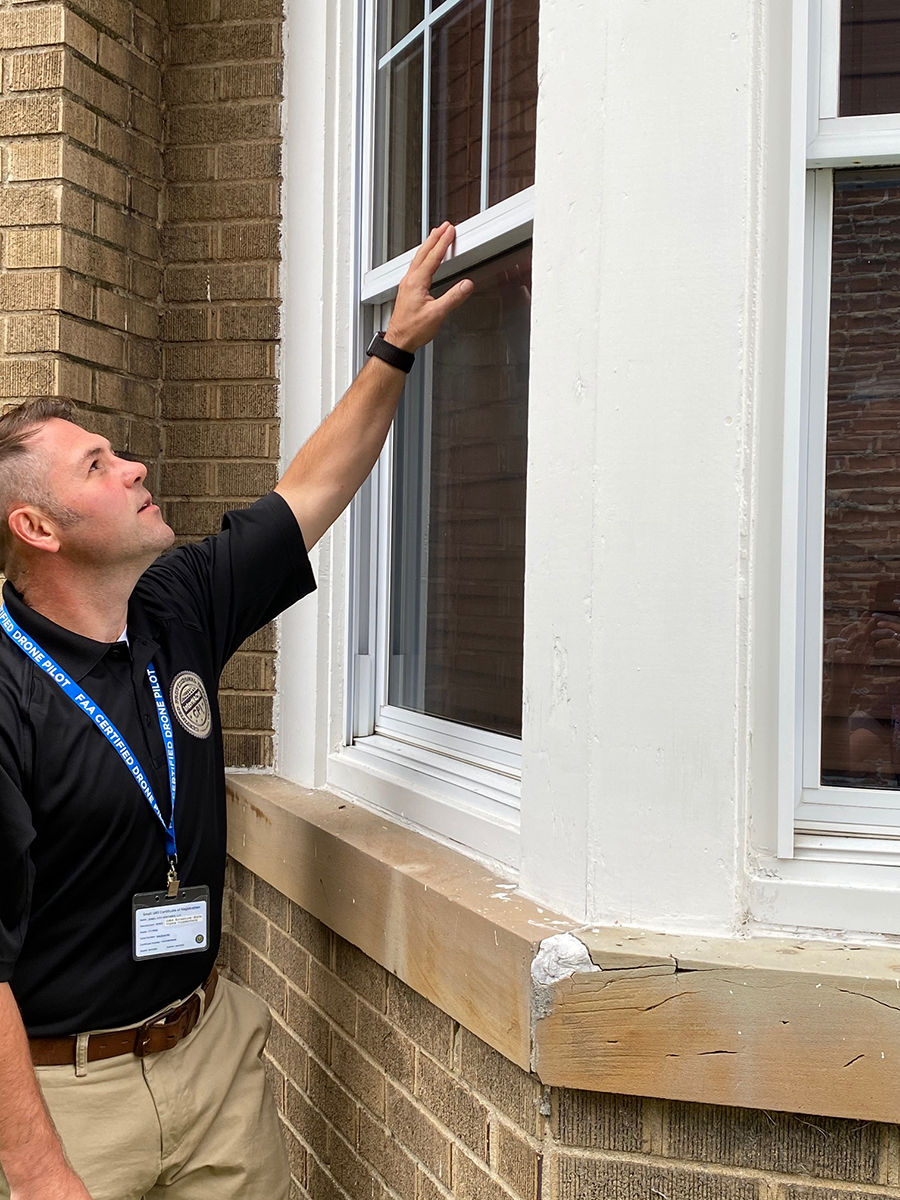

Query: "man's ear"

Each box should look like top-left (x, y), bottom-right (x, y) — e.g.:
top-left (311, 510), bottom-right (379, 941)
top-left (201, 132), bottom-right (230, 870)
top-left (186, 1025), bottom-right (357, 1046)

top-left (7, 507), bottom-right (61, 557)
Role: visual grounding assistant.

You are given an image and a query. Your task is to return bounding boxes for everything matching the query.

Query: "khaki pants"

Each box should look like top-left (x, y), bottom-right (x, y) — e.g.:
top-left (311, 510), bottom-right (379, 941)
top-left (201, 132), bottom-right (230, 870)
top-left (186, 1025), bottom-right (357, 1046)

top-left (2, 977), bottom-right (290, 1200)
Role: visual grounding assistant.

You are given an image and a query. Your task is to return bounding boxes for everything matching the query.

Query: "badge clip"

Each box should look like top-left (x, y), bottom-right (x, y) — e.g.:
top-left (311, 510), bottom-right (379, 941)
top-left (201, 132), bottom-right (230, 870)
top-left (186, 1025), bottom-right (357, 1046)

top-left (166, 859), bottom-right (180, 899)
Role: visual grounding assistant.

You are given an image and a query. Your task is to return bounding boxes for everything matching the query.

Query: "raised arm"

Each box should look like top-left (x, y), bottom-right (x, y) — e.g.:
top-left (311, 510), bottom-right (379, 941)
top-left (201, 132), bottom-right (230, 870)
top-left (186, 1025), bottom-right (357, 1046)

top-left (0, 983), bottom-right (91, 1199)
top-left (275, 222), bottom-right (473, 550)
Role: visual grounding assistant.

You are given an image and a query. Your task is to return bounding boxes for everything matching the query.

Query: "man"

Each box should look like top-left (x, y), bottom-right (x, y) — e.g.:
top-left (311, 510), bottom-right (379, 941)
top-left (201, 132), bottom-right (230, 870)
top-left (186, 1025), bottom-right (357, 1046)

top-left (0, 224), bottom-right (472, 1200)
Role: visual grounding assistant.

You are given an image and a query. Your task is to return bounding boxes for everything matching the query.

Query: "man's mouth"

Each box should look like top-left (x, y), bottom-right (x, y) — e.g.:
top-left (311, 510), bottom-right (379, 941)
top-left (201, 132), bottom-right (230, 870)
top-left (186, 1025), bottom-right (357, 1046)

top-left (138, 497), bottom-right (155, 513)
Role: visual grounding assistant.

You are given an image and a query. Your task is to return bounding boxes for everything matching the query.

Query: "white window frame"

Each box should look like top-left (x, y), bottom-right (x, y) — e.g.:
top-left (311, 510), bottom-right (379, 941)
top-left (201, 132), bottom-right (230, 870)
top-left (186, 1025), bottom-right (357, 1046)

top-left (780, 0), bottom-right (900, 862)
top-left (331, 0), bottom-right (537, 866)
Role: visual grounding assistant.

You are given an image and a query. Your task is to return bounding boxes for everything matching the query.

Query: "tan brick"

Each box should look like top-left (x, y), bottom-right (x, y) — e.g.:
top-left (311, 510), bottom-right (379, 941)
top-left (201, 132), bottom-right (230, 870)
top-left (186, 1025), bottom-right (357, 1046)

top-left (250, 950), bottom-right (285, 1017)
top-left (331, 1027), bottom-right (385, 1119)
top-left (167, 181), bottom-right (276, 222)
top-left (160, 460), bottom-right (209, 495)
top-left (133, 8), bottom-right (162, 57)
top-left (219, 652), bottom-right (273, 690)
top-left (125, 335), bottom-right (159, 379)
top-left (63, 10), bottom-right (98, 61)
top-left (285, 984), bottom-right (329, 1062)
top-left (285, 1080), bottom-right (328, 1165)
top-left (221, 0), bottom-right (282, 17)
top-left (0, 270), bottom-right (57, 311)
top-left (170, 23), bottom-right (279, 66)
top-left (220, 61), bottom-right (281, 100)
top-left (416, 1054), bottom-right (488, 1160)
top-left (165, 420), bottom-right (269, 459)
top-left (0, 95), bottom-right (61, 137)
top-left (309, 960), bottom-right (357, 1037)
top-left (214, 461), bottom-right (277, 495)
top-left (93, 370), bottom-right (155, 417)
top-left (0, 358), bottom-right (56, 398)
top-left (59, 188), bottom-right (93, 235)
top-left (219, 220), bottom-right (279, 261)
top-left (0, 7), bottom-right (64, 50)
top-left (163, 65), bottom-right (216, 105)
top-left (161, 382), bottom-right (212, 419)
top-left (60, 230), bottom-right (128, 287)
top-left (495, 1123), bottom-right (540, 1200)
top-left (59, 96), bottom-right (96, 147)
top-left (169, 103), bottom-right (278, 146)
top-left (278, 1117), bottom-right (306, 1189)
top-left (56, 357), bottom-right (91, 403)
top-left (385, 1080), bottom-right (451, 1183)
top-left (5, 227), bottom-right (62, 270)
top-left (554, 1088), bottom-right (642, 1152)
top-left (10, 50), bottom-right (64, 91)
top-left (555, 1157), bottom-right (759, 1200)
top-left (165, 499), bottom-right (230, 535)
top-left (240, 624), bottom-right (276, 652)
top-left (69, 0), bottom-right (131, 41)
top-left (5, 314), bottom-right (55, 356)
top-left (357, 1004), bottom-right (416, 1092)
top-left (163, 342), bottom-right (273, 381)
top-left (288, 902), bottom-right (331, 966)
top-left (65, 54), bottom-right (129, 124)
top-left (96, 119), bottom-right (162, 180)
top-left (6, 312), bottom-right (123, 369)
top-left (129, 259), bottom-right (161, 300)
top-left (388, 977), bottom-right (455, 1070)
top-left (168, 0), bottom-right (215, 24)
top-left (129, 179), bottom-right (160, 220)
top-left (166, 264), bottom-right (273, 303)
top-left (309, 1059), bottom-right (357, 1144)
top-left (665, 1100), bottom-right (883, 1183)
top-left (305, 1158), bottom-right (345, 1200)
top-left (268, 927), bottom-right (308, 992)
top-left (161, 308), bottom-right (210, 343)
top-left (217, 142), bottom-right (281, 180)
top-left (335, 937), bottom-right (387, 1013)
top-left (165, 147), bottom-right (215, 184)
top-left (358, 1109), bottom-right (417, 1199)
top-left (0, 183), bottom-right (62, 227)
top-left (458, 1028), bottom-right (543, 1136)
top-left (267, 1016), bottom-right (308, 1091)
top-left (776, 1188), bottom-right (888, 1200)
top-left (233, 894), bottom-right (267, 953)
top-left (6, 138), bottom-right (62, 182)
top-left (264, 1056), bottom-right (284, 1110)
top-left (218, 382), bottom-right (278, 418)
top-left (131, 94), bottom-right (163, 141)
top-left (162, 224), bottom-right (214, 263)
top-left (222, 731), bottom-right (271, 767)
top-left (217, 304), bottom-right (279, 341)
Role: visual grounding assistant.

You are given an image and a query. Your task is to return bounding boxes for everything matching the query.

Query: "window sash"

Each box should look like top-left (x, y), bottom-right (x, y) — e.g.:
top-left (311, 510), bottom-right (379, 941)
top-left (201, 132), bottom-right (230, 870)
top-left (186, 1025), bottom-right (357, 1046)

top-left (788, 2), bottom-right (900, 856)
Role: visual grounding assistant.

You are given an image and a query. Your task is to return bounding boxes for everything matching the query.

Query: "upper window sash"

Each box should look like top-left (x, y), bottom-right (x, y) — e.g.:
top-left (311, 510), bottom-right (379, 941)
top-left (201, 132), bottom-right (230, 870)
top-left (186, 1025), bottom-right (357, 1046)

top-left (809, 0), bottom-right (900, 166)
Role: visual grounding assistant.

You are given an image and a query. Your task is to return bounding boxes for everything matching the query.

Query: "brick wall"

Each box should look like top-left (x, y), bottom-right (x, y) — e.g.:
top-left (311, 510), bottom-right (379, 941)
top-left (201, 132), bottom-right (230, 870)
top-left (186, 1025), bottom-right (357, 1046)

top-left (223, 862), bottom-right (900, 1200)
top-left (161, 0), bottom-right (283, 767)
top-left (0, 0), bottom-right (165, 471)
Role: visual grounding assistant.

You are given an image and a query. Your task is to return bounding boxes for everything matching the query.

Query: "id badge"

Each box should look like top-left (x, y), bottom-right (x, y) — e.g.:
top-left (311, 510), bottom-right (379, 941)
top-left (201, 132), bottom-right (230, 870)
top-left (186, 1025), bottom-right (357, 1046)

top-left (132, 886), bottom-right (210, 961)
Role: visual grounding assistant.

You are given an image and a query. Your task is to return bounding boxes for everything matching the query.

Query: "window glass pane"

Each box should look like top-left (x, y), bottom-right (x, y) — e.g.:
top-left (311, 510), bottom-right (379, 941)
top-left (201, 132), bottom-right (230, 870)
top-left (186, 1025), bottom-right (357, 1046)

top-left (840, 0), bottom-right (900, 116)
top-left (378, 0), bottom-right (425, 56)
top-left (429, 0), bottom-right (485, 229)
top-left (388, 243), bottom-right (531, 737)
top-left (374, 42), bottom-right (424, 266)
top-left (489, 0), bottom-right (539, 206)
top-left (822, 169), bottom-right (900, 788)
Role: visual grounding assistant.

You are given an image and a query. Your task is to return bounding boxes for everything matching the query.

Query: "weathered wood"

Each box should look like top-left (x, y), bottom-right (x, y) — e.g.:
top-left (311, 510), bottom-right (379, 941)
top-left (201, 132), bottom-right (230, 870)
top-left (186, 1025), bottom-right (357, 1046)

top-left (535, 928), bottom-right (900, 1120)
top-left (226, 774), bottom-right (571, 1072)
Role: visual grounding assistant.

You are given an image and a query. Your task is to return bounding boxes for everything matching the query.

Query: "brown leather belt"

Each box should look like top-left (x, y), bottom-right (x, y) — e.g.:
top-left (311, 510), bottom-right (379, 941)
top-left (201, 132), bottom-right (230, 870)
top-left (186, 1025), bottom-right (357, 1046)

top-left (28, 968), bottom-right (218, 1067)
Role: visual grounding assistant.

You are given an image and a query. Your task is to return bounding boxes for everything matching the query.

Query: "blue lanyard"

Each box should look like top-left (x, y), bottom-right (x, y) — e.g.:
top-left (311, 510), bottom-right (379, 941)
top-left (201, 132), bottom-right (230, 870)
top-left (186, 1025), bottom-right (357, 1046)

top-left (0, 604), bottom-right (179, 863)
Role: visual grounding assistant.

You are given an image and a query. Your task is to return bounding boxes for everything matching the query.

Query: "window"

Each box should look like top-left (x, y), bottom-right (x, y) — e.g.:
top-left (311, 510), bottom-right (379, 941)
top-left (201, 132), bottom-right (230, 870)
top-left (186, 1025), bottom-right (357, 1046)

top-left (788, 0), bottom-right (900, 857)
top-left (341, 0), bottom-right (539, 858)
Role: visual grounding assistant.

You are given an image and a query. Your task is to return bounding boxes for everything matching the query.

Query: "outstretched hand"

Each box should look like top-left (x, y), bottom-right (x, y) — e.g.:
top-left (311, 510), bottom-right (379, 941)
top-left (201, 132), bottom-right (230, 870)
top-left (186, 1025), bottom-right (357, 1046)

top-left (385, 222), bottom-right (474, 352)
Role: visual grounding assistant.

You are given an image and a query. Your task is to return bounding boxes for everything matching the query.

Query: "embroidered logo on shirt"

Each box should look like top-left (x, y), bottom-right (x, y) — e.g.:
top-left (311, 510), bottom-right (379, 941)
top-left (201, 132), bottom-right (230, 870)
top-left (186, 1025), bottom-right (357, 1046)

top-left (170, 672), bottom-right (212, 740)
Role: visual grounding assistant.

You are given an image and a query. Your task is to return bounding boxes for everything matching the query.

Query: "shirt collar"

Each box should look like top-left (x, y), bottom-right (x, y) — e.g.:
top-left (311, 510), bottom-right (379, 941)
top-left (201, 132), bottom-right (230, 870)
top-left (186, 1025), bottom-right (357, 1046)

top-left (1, 581), bottom-right (159, 683)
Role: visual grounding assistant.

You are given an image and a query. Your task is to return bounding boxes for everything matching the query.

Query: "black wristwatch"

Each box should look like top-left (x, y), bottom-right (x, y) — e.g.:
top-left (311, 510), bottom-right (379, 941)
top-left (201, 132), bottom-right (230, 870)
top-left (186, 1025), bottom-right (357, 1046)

top-left (366, 331), bottom-right (415, 374)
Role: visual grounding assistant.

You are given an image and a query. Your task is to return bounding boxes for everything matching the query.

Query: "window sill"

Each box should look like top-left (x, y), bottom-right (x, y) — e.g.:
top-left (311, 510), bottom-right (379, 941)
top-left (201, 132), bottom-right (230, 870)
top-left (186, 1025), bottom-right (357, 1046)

top-left (227, 772), bottom-right (900, 1121)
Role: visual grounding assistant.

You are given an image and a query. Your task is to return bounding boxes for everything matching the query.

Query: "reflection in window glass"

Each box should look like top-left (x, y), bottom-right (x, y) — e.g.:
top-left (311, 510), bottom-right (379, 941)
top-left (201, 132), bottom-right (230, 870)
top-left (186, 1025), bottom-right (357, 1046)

top-left (430, 0), bottom-right (485, 230)
top-left (822, 170), bottom-right (900, 787)
top-left (840, 0), bottom-right (900, 116)
top-left (378, 0), bottom-right (425, 55)
top-left (388, 244), bottom-right (532, 737)
top-left (490, 0), bottom-right (539, 206)
top-left (374, 42), bottom-right (424, 266)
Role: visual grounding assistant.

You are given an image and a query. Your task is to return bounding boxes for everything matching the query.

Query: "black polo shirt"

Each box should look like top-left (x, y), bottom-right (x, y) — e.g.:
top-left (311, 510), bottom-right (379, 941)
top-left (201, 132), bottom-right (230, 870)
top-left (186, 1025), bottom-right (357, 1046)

top-left (0, 492), bottom-right (315, 1037)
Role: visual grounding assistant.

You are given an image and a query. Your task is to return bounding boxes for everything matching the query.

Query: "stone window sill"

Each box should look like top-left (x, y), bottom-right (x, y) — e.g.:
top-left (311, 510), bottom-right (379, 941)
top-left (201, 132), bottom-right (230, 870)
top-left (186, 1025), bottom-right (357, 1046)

top-left (228, 773), bottom-right (900, 1122)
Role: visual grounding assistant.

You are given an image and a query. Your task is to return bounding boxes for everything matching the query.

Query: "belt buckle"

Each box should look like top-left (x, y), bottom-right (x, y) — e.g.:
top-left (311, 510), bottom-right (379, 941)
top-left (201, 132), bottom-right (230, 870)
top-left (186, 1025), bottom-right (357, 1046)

top-left (134, 1019), bottom-right (157, 1059)
top-left (133, 993), bottom-right (201, 1059)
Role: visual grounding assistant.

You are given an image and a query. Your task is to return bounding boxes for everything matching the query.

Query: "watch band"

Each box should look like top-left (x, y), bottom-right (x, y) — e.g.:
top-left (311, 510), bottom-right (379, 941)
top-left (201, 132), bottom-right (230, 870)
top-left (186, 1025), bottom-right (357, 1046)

top-left (366, 331), bottom-right (415, 374)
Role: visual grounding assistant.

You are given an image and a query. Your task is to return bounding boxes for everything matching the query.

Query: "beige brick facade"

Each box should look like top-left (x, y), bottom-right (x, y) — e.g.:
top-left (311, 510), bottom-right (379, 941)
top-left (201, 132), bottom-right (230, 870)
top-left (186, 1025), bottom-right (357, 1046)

top-left (223, 861), bottom-right (900, 1200)
top-left (0, 0), bottom-right (281, 765)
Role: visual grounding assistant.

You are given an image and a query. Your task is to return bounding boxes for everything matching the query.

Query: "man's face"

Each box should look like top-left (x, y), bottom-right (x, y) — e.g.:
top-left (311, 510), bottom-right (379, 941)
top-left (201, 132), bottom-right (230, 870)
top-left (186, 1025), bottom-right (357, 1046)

top-left (27, 418), bottom-right (174, 568)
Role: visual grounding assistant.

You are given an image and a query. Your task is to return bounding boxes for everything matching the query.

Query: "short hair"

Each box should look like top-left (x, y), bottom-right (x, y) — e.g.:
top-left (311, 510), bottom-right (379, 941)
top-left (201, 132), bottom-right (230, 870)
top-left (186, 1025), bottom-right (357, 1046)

top-left (0, 400), bottom-right (80, 579)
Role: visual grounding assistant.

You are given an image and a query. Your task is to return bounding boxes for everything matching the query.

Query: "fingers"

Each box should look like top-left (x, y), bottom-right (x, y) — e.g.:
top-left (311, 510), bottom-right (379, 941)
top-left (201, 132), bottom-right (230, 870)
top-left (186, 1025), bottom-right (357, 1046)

top-left (431, 278), bottom-right (474, 321)
top-left (410, 221), bottom-right (450, 271)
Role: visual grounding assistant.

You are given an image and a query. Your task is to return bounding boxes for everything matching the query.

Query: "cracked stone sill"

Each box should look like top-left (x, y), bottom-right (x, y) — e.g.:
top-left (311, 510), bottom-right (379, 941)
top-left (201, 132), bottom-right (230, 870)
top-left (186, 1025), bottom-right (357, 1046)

top-left (227, 773), bottom-right (900, 1121)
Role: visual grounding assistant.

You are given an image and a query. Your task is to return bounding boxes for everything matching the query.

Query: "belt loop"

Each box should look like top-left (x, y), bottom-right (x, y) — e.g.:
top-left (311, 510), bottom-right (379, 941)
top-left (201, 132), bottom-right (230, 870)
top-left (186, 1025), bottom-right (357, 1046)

top-left (75, 1032), bottom-right (90, 1078)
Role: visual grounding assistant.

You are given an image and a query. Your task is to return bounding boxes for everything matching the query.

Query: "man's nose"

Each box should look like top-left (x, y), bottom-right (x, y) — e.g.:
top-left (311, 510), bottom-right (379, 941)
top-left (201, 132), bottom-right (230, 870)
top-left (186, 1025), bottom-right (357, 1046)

top-left (126, 458), bottom-right (148, 485)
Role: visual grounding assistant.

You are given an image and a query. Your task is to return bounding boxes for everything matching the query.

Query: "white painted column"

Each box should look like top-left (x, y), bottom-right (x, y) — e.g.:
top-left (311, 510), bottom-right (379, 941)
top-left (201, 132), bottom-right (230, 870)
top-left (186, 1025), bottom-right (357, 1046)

top-left (521, 0), bottom-right (760, 933)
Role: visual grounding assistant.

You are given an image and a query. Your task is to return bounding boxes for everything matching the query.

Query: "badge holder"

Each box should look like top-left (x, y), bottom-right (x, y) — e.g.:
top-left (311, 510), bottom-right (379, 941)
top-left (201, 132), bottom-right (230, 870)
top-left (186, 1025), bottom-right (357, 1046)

top-left (132, 885), bottom-right (210, 961)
